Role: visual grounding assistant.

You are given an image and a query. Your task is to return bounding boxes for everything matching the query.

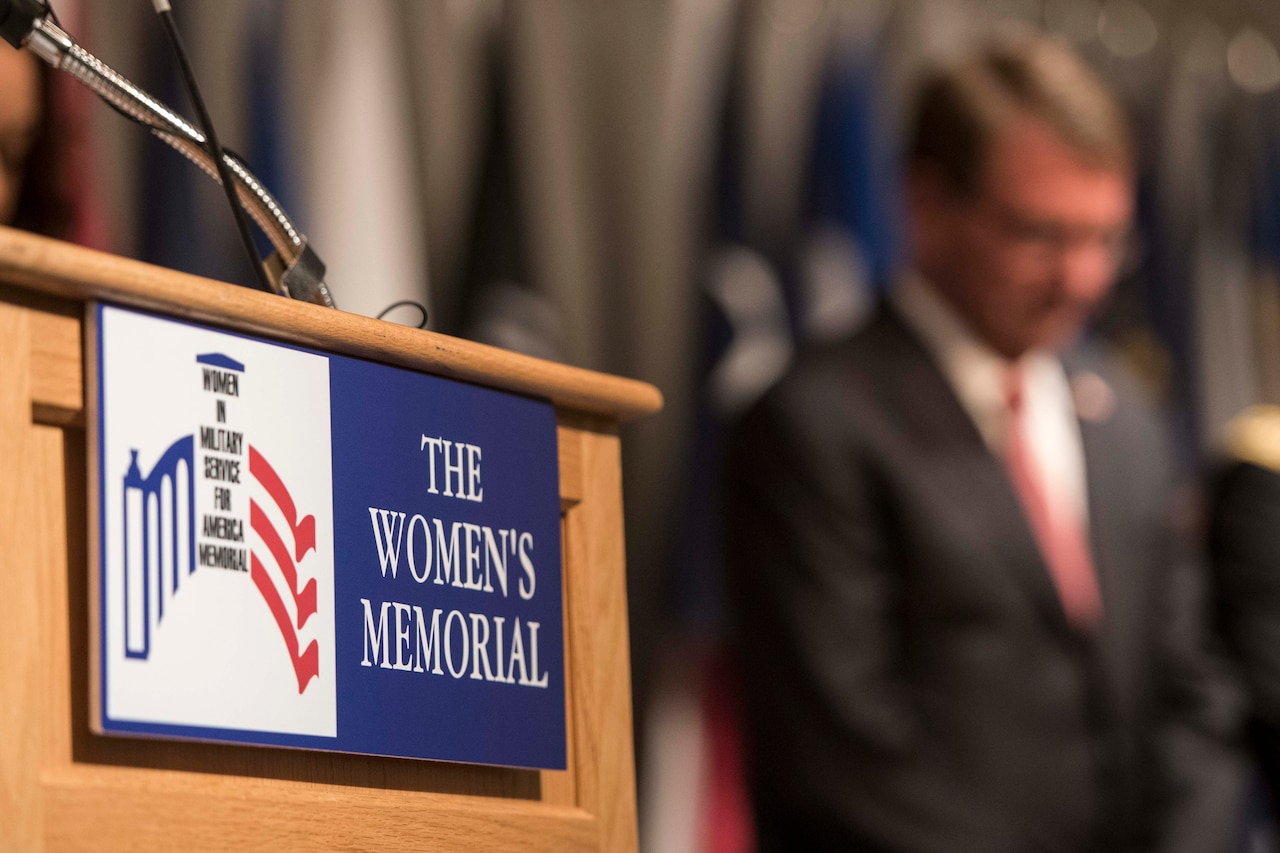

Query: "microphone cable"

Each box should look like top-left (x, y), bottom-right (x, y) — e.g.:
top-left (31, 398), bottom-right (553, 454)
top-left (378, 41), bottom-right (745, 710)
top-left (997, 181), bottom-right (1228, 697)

top-left (150, 0), bottom-right (274, 295)
top-left (376, 300), bottom-right (429, 329)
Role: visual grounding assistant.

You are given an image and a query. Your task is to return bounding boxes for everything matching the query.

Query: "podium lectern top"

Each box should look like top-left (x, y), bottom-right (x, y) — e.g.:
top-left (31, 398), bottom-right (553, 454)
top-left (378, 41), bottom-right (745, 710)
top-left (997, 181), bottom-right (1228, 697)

top-left (0, 226), bottom-right (662, 423)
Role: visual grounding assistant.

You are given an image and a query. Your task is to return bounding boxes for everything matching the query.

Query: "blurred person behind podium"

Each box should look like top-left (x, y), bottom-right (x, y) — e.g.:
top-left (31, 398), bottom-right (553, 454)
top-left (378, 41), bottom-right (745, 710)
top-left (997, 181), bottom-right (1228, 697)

top-left (723, 35), bottom-right (1244, 852)
top-left (0, 39), bottom-right (68, 236)
top-left (1211, 406), bottom-right (1280, 821)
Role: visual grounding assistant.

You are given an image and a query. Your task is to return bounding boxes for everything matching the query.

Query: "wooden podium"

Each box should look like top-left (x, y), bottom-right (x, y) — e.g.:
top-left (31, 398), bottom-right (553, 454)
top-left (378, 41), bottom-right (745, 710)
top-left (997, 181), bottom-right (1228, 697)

top-left (0, 226), bottom-right (661, 851)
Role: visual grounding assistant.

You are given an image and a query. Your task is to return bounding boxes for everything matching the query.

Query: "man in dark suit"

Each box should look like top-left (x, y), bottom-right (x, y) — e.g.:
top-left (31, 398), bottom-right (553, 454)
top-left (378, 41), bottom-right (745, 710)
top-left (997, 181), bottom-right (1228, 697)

top-left (723, 37), bottom-right (1243, 852)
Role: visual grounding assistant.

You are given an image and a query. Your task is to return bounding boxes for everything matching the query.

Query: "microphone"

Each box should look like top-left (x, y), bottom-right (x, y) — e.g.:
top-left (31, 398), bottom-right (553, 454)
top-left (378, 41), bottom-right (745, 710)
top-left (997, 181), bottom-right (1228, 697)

top-left (0, 0), bottom-right (336, 308)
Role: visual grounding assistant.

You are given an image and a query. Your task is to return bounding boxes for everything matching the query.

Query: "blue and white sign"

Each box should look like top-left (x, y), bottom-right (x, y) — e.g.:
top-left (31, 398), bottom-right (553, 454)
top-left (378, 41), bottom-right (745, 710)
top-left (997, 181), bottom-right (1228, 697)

top-left (93, 304), bottom-right (565, 770)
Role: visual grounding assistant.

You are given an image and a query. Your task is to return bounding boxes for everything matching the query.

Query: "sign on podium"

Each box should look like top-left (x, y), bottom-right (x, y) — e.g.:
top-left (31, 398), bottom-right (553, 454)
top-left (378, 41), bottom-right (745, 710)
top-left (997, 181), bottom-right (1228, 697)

top-left (94, 304), bottom-right (566, 769)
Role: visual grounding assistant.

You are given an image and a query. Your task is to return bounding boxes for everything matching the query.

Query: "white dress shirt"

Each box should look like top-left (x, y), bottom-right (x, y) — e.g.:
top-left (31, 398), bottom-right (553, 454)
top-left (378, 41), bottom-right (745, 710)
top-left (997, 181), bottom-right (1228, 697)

top-left (892, 273), bottom-right (1091, 529)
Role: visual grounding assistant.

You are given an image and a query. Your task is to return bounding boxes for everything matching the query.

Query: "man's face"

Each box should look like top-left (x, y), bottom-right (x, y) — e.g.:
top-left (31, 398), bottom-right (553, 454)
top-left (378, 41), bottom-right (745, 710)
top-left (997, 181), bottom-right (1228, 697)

top-left (0, 48), bottom-right (41, 227)
top-left (917, 113), bottom-right (1134, 359)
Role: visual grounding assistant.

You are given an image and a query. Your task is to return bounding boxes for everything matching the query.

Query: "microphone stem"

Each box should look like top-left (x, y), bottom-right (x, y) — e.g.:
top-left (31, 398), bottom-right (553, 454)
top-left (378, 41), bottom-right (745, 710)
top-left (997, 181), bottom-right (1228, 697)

top-left (154, 6), bottom-right (274, 296)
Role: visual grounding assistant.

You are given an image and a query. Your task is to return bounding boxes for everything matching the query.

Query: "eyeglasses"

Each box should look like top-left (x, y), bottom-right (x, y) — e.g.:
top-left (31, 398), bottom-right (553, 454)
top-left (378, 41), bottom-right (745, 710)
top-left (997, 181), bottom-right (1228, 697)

top-left (978, 198), bottom-right (1140, 274)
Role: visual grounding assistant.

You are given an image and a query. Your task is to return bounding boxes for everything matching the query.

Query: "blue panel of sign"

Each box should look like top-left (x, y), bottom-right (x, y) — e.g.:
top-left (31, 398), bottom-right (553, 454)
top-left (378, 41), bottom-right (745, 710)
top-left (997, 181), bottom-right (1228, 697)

top-left (94, 304), bottom-right (565, 770)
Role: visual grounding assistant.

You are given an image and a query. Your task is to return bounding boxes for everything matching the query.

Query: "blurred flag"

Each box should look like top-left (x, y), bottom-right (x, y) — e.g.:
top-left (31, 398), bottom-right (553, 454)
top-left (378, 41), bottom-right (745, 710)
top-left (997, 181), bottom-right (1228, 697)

top-left (294, 0), bottom-right (428, 320)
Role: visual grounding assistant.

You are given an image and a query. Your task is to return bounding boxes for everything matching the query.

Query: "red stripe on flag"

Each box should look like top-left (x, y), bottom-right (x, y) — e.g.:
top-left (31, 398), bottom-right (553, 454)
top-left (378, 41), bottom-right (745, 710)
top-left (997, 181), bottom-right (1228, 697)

top-left (251, 552), bottom-right (319, 694)
top-left (249, 446), bottom-right (316, 561)
top-left (251, 499), bottom-right (318, 629)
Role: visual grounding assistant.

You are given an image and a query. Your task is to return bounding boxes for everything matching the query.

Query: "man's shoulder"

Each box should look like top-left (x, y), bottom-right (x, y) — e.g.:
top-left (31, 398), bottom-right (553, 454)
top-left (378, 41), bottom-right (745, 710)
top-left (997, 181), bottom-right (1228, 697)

top-left (732, 307), bottom-right (919, 461)
top-left (754, 309), bottom-right (905, 413)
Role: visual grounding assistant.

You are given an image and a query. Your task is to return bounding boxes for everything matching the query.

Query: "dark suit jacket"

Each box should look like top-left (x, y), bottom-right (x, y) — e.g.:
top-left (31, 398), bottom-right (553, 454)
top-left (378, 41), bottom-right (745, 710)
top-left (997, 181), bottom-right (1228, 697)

top-left (723, 306), bottom-right (1243, 853)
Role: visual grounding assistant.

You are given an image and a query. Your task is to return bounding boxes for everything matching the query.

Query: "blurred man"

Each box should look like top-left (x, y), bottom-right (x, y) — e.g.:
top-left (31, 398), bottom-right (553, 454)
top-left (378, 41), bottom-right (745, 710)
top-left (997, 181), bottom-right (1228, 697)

top-left (724, 36), bottom-right (1243, 852)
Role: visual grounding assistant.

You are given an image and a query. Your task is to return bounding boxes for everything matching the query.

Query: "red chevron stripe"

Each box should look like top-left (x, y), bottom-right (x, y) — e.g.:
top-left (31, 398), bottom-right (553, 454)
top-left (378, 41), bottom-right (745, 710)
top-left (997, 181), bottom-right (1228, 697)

top-left (250, 499), bottom-right (317, 630)
top-left (249, 446), bottom-right (316, 562)
top-left (251, 552), bottom-right (319, 694)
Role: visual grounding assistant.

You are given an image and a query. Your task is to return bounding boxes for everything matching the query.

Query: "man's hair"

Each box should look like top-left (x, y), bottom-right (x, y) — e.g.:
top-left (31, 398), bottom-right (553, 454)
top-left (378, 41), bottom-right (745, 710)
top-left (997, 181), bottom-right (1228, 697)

top-left (907, 36), bottom-right (1133, 196)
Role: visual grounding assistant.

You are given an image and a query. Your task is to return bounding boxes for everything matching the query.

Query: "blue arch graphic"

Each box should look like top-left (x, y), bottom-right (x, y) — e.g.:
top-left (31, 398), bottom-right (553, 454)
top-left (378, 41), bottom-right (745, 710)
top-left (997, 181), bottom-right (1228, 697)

top-left (122, 435), bottom-right (196, 660)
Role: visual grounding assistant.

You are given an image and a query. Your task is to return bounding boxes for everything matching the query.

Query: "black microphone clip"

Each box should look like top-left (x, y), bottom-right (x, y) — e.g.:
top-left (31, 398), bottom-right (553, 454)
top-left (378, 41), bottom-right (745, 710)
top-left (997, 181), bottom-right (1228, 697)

top-left (0, 0), bottom-right (46, 50)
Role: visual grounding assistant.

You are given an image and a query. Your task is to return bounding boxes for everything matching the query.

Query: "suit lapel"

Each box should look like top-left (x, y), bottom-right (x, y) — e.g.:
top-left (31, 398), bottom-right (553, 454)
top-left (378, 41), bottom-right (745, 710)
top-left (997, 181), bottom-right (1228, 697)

top-left (1064, 353), bottom-right (1136, 703)
top-left (866, 309), bottom-right (1074, 636)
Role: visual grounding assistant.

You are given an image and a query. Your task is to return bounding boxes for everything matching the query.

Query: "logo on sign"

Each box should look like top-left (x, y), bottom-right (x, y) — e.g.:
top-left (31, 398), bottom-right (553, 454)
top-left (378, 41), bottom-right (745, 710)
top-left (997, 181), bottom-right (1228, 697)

top-left (102, 318), bottom-right (336, 738)
top-left (121, 354), bottom-right (323, 694)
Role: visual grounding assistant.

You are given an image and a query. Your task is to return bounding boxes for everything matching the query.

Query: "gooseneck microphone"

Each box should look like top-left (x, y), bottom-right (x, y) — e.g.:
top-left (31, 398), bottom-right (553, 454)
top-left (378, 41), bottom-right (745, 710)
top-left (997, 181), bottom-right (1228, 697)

top-left (0, 0), bottom-right (336, 308)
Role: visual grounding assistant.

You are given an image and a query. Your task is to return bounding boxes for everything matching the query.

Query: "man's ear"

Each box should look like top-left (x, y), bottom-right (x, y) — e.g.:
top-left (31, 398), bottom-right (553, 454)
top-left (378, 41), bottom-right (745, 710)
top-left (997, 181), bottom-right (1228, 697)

top-left (905, 163), bottom-right (959, 263)
top-left (905, 163), bottom-right (958, 214)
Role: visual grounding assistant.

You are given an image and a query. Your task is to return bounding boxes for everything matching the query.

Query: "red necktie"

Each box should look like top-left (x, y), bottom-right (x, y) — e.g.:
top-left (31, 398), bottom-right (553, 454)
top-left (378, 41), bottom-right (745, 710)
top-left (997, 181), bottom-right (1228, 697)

top-left (1003, 368), bottom-right (1102, 631)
